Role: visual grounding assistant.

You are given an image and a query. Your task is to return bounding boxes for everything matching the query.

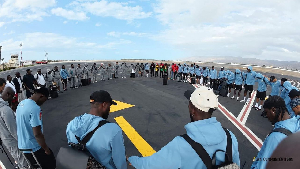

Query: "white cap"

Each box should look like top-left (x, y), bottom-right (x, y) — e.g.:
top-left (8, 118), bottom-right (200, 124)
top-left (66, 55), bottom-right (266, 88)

top-left (185, 86), bottom-right (218, 112)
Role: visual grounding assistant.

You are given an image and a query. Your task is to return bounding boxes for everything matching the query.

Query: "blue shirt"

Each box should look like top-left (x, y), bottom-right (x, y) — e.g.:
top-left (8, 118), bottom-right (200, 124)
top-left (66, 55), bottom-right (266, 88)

top-left (226, 72), bottom-right (235, 84)
top-left (16, 99), bottom-right (42, 153)
top-left (218, 70), bottom-right (226, 79)
top-left (129, 117), bottom-right (240, 169)
top-left (234, 70), bottom-right (243, 85)
top-left (195, 68), bottom-right (201, 76)
top-left (251, 116), bottom-right (300, 169)
top-left (145, 64), bottom-right (150, 70)
top-left (60, 69), bottom-right (69, 79)
top-left (267, 80), bottom-right (281, 96)
top-left (67, 114), bottom-right (127, 169)
top-left (189, 66), bottom-right (195, 74)
top-left (209, 69), bottom-right (217, 79)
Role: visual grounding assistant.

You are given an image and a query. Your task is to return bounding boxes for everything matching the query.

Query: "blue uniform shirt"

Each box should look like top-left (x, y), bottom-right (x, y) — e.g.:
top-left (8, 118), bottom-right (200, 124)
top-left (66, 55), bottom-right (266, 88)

top-left (244, 66), bottom-right (257, 85)
top-left (234, 69), bottom-right (243, 85)
top-left (178, 65), bottom-right (183, 73)
top-left (189, 66), bottom-right (195, 75)
top-left (67, 114), bottom-right (127, 169)
top-left (266, 80), bottom-right (281, 96)
top-left (60, 69), bottom-right (69, 79)
top-left (195, 68), bottom-right (201, 76)
top-left (129, 117), bottom-right (240, 169)
top-left (218, 70), bottom-right (226, 79)
top-left (251, 116), bottom-right (300, 169)
top-left (255, 73), bottom-right (268, 92)
top-left (226, 71), bottom-right (235, 84)
top-left (209, 69), bottom-right (217, 79)
top-left (16, 99), bottom-right (43, 153)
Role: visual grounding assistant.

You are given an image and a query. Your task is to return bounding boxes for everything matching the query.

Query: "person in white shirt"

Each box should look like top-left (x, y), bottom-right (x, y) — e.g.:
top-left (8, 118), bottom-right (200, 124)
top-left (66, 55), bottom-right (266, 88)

top-left (34, 69), bottom-right (46, 88)
top-left (6, 75), bottom-right (16, 94)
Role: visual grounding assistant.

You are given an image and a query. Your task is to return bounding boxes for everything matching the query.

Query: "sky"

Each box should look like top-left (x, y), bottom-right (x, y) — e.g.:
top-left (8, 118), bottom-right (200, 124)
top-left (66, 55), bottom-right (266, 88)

top-left (0, 0), bottom-right (300, 62)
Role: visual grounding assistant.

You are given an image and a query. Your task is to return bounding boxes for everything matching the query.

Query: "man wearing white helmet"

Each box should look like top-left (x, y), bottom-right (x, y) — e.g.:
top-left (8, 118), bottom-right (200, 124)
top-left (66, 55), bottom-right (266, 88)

top-left (128, 87), bottom-right (240, 169)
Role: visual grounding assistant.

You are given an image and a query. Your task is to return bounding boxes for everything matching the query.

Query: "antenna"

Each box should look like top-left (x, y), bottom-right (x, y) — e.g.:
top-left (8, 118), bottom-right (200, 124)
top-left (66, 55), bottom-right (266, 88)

top-left (44, 50), bottom-right (48, 61)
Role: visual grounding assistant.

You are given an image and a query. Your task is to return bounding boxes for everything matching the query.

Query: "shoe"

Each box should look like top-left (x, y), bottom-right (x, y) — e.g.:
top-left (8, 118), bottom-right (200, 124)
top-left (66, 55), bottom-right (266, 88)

top-left (231, 96), bottom-right (235, 99)
top-left (227, 93), bottom-right (230, 97)
top-left (240, 100), bottom-right (245, 103)
top-left (75, 86), bottom-right (78, 89)
top-left (95, 81), bottom-right (97, 82)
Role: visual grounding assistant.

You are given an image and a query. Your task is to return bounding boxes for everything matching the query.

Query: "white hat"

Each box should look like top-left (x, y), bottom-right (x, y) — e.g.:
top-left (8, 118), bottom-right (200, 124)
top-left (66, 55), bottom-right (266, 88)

top-left (184, 86), bottom-right (218, 112)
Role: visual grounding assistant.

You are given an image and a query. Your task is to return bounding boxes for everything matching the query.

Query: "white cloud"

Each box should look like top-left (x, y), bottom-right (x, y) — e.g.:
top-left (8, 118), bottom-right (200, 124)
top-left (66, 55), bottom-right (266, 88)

top-left (0, 22), bottom-right (5, 27)
top-left (79, 0), bottom-right (151, 21)
top-left (63, 21), bottom-right (68, 24)
top-left (51, 8), bottom-right (89, 21)
top-left (107, 31), bottom-right (148, 38)
top-left (3, 31), bottom-right (15, 35)
top-left (107, 31), bottom-right (121, 38)
top-left (154, 0), bottom-right (300, 61)
top-left (95, 23), bottom-right (101, 27)
top-left (0, 0), bottom-right (56, 22)
top-left (0, 32), bottom-right (132, 60)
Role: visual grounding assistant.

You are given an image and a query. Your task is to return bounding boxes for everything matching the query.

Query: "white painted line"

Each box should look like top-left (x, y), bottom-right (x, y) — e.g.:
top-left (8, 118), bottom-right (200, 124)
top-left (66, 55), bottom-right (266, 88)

top-left (0, 160), bottom-right (6, 169)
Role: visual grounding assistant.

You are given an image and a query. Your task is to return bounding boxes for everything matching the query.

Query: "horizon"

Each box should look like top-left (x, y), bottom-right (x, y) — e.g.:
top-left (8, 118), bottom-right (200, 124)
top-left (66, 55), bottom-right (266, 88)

top-left (1, 0), bottom-right (300, 62)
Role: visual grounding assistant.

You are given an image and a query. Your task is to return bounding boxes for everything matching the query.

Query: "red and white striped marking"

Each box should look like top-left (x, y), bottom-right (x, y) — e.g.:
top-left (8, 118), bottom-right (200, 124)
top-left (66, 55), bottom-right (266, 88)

top-left (191, 82), bottom-right (263, 151)
top-left (237, 91), bottom-right (256, 124)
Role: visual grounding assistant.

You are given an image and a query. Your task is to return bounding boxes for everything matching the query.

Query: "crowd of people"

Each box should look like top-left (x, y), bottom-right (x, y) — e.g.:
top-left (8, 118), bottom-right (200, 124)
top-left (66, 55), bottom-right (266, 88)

top-left (0, 61), bottom-right (300, 169)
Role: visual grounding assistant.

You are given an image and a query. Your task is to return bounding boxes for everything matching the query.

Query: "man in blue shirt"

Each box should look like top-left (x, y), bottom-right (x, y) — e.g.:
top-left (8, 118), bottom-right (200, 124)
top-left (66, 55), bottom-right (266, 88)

top-left (128, 87), bottom-right (240, 169)
top-left (251, 96), bottom-right (299, 169)
top-left (266, 76), bottom-right (281, 96)
top-left (240, 66), bottom-right (256, 103)
top-left (66, 90), bottom-right (127, 169)
top-left (16, 87), bottom-right (56, 169)
top-left (60, 65), bottom-right (70, 91)
top-left (231, 69), bottom-right (243, 101)
top-left (253, 73), bottom-right (268, 110)
top-left (209, 66), bottom-right (217, 89)
top-left (226, 70), bottom-right (235, 97)
top-left (218, 67), bottom-right (226, 80)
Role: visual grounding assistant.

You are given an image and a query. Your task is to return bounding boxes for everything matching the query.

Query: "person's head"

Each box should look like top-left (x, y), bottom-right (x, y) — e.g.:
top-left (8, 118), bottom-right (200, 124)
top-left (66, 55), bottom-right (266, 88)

top-left (54, 66), bottom-right (58, 71)
top-left (26, 69), bottom-right (32, 75)
top-left (290, 98), bottom-right (300, 116)
top-left (71, 64), bottom-right (74, 68)
top-left (263, 96), bottom-right (289, 125)
top-left (184, 87), bottom-right (218, 122)
top-left (0, 78), bottom-right (6, 93)
top-left (266, 131), bottom-right (300, 169)
top-left (281, 78), bottom-right (287, 85)
top-left (47, 69), bottom-right (51, 74)
top-left (116, 62), bottom-right (118, 64)
top-left (37, 69), bottom-right (41, 75)
top-left (270, 76), bottom-right (276, 82)
top-left (78, 64), bottom-right (81, 68)
top-left (247, 66), bottom-right (252, 72)
top-left (89, 90), bottom-right (117, 119)
top-left (1, 87), bottom-right (15, 103)
top-left (191, 64), bottom-right (194, 67)
top-left (289, 89), bottom-right (300, 99)
top-left (212, 66), bottom-right (214, 70)
top-left (15, 72), bottom-right (20, 78)
top-left (62, 65), bottom-right (65, 69)
top-left (7, 75), bottom-right (12, 82)
top-left (94, 63), bottom-right (96, 65)
top-left (221, 67), bottom-right (224, 71)
top-left (31, 87), bottom-right (49, 106)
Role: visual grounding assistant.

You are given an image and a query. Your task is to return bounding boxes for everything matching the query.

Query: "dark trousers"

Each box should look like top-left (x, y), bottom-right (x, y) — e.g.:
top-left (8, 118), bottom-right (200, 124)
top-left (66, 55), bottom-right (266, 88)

top-left (24, 148), bottom-right (56, 169)
top-left (160, 71), bottom-right (163, 78)
top-left (210, 79), bottom-right (216, 89)
top-left (155, 71), bottom-right (158, 77)
top-left (26, 90), bottom-right (33, 98)
top-left (173, 71), bottom-right (177, 79)
top-left (150, 69), bottom-right (154, 77)
top-left (203, 77), bottom-right (208, 85)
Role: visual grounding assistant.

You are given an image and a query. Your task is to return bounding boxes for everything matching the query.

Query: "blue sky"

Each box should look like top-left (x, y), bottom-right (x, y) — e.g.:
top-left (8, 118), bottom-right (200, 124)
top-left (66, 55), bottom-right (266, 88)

top-left (0, 0), bottom-right (300, 62)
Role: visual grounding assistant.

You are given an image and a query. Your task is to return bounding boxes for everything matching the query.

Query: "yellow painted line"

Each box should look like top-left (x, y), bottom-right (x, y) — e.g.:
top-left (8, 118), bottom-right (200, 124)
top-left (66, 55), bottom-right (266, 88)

top-left (115, 116), bottom-right (156, 157)
top-left (110, 100), bottom-right (135, 113)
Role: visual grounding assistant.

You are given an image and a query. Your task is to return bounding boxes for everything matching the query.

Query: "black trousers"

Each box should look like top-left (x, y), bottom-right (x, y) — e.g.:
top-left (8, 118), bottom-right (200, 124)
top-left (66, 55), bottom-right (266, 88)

top-left (24, 148), bottom-right (56, 169)
top-left (160, 71), bottom-right (163, 78)
top-left (150, 69), bottom-right (154, 77)
top-left (155, 71), bottom-right (158, 77)
top-left (210, 79), bottom-right (217, 89)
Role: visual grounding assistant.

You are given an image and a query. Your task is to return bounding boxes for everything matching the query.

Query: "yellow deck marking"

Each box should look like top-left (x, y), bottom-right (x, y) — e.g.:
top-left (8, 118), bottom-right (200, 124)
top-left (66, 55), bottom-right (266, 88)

top-left (110, 100), bottom-right (135, 113)
top-left (115, 116), bottom-right (156, 157)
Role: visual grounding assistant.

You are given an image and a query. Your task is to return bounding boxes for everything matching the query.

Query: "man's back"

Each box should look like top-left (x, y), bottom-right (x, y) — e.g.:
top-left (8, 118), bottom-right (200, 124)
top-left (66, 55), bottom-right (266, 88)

top-left (23, 74), bottom-right (35, 89)
top-left (66, 113), bottom-right (127, 169)
top-left (129, 117), bottom-right (240, 169)
top-left (0, 98), bottom-right (17, 145)
top-left (16, 99), bottom-right (42, 152)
